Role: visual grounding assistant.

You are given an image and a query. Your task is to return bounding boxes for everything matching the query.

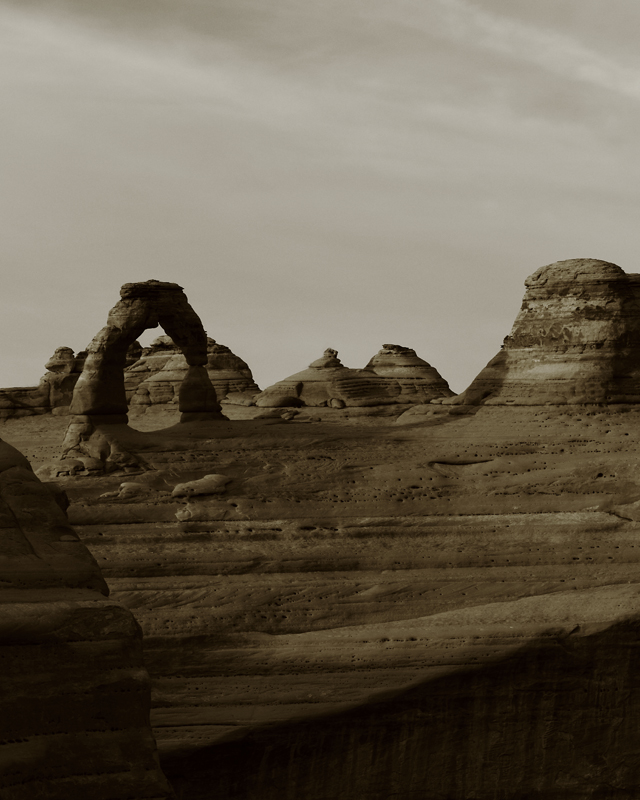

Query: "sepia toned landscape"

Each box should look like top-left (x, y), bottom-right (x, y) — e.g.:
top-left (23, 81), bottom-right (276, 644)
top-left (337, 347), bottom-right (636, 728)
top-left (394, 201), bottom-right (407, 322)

top-left (4, 258), bottom-right (640, 798)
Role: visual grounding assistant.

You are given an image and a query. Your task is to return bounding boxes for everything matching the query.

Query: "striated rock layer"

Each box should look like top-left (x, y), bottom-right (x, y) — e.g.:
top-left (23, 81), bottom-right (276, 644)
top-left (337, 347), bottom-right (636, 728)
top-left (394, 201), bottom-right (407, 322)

top-left (254, 348), bottom-right (400, 408)
top-left (17, 398), bottom-right (640, 799)
top-left (127, 335), bottom-right (259, 413)
top-left (0, 434), bottom-right (173, 799)
top-left (452, 258), bottom-right (640, 405)
top-left (365, 343), bottom-right (454, 403)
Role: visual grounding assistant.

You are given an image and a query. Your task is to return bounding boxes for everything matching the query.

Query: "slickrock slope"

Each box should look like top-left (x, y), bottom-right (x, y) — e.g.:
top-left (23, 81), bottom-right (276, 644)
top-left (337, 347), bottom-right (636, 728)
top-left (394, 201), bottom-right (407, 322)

top-left (127, 336), bottom-right (259, 416)
top-left (11, 398), bottom-right (640, 799)
top-left (0, 433), bottom-right (174, 800)
top-left (365, 343), bottom-right (454, 403)
top-left (254, 348), bottom-right (397, 409)
top-left (451, 258), bottom-right (640, 405)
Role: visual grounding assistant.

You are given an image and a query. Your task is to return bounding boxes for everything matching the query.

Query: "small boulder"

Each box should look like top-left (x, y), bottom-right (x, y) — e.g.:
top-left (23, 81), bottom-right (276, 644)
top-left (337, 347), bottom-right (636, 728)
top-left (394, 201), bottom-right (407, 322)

top-left (171, 474), bottom-right (231, 497)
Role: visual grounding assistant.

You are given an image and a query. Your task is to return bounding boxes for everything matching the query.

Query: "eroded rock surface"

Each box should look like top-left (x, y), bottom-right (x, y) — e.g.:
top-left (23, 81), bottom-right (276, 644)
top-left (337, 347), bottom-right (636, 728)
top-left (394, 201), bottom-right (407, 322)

top-left (452, 258), bottom-right (640, 405)
top-left (70, 280), bottom-right (222, 418)
top-left (127, 335), bottom-right (259, 414)
top-left (365, 343), bottom-right (454, 403)
top-left (0, 435), bottom-right (173, 799)
top-left (14, 397), bottom-right (640, 799)
top-left (55, 281), bottom-right (225, 474)
top-left (254, 348), bottom-right (397, 409)
top-left (0, 347), bottom-right (86, 420)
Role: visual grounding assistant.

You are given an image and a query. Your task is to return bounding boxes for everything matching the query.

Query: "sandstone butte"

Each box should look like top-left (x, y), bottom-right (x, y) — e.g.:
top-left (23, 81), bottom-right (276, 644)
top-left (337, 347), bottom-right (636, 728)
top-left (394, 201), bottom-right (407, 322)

top-left (5, 260), bottom-right (640, 797)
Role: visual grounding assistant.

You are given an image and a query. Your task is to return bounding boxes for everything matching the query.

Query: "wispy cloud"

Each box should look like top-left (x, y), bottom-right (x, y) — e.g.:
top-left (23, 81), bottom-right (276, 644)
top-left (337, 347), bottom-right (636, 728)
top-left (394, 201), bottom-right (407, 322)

top-left (435, 0), bottom-right (640, 101)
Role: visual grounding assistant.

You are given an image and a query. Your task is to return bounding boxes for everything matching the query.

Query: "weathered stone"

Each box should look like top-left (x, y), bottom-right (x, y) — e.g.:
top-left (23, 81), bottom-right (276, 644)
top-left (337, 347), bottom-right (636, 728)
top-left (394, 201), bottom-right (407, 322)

top-left (365, 344), bottom-right (454, 403)
top-left (171, 474), bottom-right (231, 497)
top-left (254, 349), bottom-right (395, 408)
top-left (0, 436), bottom-right (174, 799)
top-left (70, 280), bottom-right (221, 417)
top-left (127, 335), bottom-right (259, 412)
top-left (0, 347), bottom-right (86, 419)
top-left (451, 258), bottom-right (640, 405)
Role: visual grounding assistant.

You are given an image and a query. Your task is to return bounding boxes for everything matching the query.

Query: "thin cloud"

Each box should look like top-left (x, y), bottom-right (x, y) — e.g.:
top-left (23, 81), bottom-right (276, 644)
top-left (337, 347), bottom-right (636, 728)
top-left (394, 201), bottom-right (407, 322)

top-left (435, 0), bottom-right (640, 101)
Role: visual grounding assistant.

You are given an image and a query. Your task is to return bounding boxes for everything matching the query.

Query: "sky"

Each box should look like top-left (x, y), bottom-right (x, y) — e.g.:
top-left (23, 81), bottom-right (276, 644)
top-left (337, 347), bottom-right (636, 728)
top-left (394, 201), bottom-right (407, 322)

top-left (3, 0), bottom-right (640, 394)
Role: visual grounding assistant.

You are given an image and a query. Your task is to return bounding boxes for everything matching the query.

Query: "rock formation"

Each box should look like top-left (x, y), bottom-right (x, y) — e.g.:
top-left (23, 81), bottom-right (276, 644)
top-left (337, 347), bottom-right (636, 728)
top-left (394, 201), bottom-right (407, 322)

top-left (58, 281), bottom-right (225, 473)
top-left (126, 335), bottom-right (259, 413)
top-left (450, 258), bottom-right (640, 405)
top-left (365, 344), bottom-right (454, 403)
top-left (253, 348), bottom-right (398, 408)
top-left (0, 347), bottom-right (86, 419)
top-left (70, 280), bottom-right (222, 419)
top-left (0, 434), bottom-right (174, 799)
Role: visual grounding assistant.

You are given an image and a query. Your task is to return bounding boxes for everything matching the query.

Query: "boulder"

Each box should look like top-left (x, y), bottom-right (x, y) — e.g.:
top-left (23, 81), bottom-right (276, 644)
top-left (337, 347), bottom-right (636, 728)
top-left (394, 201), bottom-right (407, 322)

top-left (450, 258), bottom-right (640, 405)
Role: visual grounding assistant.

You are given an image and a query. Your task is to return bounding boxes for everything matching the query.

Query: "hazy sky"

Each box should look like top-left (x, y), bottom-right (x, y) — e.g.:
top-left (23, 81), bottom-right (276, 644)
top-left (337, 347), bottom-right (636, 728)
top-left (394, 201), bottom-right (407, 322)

top-left (3, 1), bottom-right (640, 393)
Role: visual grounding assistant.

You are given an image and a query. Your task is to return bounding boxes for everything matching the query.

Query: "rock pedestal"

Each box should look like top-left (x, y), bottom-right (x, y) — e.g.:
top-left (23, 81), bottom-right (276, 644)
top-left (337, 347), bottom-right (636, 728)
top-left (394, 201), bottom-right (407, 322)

top-left (0, 347), bottom-right (86, 420)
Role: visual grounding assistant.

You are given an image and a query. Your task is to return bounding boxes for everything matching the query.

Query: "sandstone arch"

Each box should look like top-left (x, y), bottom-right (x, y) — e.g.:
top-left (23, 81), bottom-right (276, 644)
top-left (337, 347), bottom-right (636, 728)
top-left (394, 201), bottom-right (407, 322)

top-left (70, 280), bottom-right (222, 419)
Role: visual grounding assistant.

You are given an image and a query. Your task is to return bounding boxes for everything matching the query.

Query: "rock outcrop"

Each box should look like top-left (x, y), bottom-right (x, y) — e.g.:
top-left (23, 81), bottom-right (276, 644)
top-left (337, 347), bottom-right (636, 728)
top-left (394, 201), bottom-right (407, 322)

top-left (57, 281), bottom-right (225, 473)
top-left (253, 349), bottom-right (398, 408)
top-left (0, 435), bottom-right (174, 799)
top-left (126, 335), bottom-right (259, 413)
top-left (0, 347), bottom-right (86, 419)
top-left (451, 258), bottom-right (640, 405)
top-left (365, 344), bottom-right (454, 403)
top-left (70, 281), bottom-right (222, 419)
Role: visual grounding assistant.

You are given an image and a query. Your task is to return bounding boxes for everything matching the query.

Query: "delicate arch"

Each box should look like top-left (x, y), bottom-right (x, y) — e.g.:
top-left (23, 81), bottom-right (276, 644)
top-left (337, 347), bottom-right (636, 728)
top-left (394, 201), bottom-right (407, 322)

top-left (69, 280), bottom-right (221, 418)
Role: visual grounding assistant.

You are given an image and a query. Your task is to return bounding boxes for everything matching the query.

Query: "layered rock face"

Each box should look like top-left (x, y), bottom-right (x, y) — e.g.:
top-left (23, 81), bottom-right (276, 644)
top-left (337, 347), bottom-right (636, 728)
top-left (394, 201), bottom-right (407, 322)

top-left (0, 435), bottom-right (173, 799)
top-left (453, 258), bottom-right (640, 405)
top-left (126, 335), bottom-right (259, 413)
top-left (0, 347), bottom-right (86, 419)
top-left (365, 343), bottom-right (454, 403)
top-left (254, 348), bottom-right (398, 408)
